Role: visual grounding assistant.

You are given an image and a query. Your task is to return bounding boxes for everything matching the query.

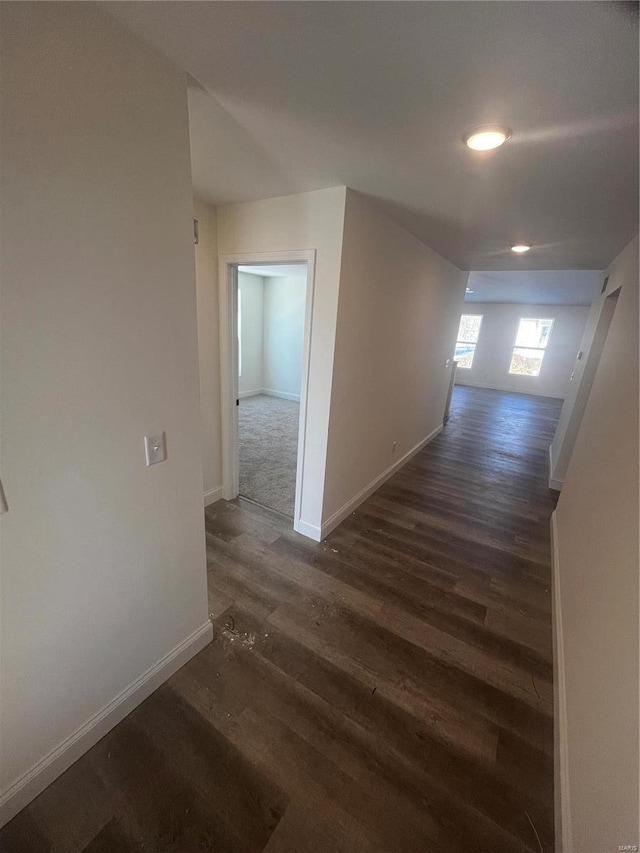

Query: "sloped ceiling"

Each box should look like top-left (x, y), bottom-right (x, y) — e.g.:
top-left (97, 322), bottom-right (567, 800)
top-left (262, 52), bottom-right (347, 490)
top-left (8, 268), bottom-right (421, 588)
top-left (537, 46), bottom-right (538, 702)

top-left (465, 270), bottom-right (605, 305)
top-left (107, 1), bottom-right (639, 271)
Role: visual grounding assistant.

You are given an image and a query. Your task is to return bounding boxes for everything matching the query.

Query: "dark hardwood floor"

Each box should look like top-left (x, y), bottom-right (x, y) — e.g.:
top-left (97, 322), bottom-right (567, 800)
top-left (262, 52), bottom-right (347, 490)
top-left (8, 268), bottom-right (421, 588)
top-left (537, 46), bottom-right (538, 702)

top-left (1, 386), bottom-right (562, 853)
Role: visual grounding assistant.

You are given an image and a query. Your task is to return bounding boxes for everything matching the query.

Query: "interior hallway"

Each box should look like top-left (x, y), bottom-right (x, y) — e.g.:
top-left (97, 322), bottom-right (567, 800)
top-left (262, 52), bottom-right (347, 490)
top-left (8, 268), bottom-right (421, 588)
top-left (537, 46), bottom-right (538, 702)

top-left (1, 386), bottom-right (561, 853)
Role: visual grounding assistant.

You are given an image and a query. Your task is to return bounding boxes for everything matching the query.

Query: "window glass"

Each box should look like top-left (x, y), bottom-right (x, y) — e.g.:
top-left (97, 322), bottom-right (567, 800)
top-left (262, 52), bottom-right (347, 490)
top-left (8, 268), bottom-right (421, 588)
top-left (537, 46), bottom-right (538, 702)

top-left (514, 318), bottom-right (553, 349)
top-left (509, 318), bottom-right (554, 377)
top-left (454, 314), bottom-right (483, 369)
top-left (457, 314), bottom-right (483, 344)
top-left (454, 342), bottom-right (476, 369)
top-left (509, 347), bottom-right (545, 376)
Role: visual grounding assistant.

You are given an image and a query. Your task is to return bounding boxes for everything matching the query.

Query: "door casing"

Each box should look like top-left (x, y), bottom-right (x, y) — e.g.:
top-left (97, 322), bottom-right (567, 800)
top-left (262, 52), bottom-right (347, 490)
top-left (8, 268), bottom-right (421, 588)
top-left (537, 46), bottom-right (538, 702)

top-left (218, 249), bottom-right (316, 534)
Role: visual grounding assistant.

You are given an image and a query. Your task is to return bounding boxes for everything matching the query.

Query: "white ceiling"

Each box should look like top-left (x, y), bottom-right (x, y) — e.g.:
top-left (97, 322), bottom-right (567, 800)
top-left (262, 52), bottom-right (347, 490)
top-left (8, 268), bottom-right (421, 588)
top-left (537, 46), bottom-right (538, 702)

top-left (465, 270), bottom-right (605, 306)
top-left (238, 264), bottom-right (307, 278)
top-left (107, 2), bottom-right (639, 271)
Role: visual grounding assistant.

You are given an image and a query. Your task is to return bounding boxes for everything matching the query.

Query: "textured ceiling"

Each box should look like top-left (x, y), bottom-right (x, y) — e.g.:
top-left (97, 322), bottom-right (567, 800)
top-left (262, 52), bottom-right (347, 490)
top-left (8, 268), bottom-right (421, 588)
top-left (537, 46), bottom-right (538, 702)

top-left (107, 2), bottom-right (639, 271)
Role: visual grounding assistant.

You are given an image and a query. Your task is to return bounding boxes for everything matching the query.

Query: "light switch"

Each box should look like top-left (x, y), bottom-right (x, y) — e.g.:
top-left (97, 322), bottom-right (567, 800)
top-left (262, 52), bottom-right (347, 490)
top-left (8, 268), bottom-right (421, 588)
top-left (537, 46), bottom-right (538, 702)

top-left (144, 432), bottom-right (167, 466)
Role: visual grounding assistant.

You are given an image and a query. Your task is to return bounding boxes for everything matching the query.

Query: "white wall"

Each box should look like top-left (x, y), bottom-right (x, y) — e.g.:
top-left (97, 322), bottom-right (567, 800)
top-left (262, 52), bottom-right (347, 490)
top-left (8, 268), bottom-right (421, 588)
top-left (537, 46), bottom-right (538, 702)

top-left (238, 272), bottom-right (265, 396)
top-left (263, 275), bottom-right (306, 399)
top-left (553, 235), bottom-right (639, 851)
top-left (216, 187), bottom-right (347, 536)
top-left (455, 303), bottom-right (589, 399)
top-left (549, 286), bottom-right (616, 486)
top-left (194, 199), bottom-right (223, 504)
top-left (0, 3), bottom-right (210, 823)
top-left (322, 190), bottom-right (467, 530)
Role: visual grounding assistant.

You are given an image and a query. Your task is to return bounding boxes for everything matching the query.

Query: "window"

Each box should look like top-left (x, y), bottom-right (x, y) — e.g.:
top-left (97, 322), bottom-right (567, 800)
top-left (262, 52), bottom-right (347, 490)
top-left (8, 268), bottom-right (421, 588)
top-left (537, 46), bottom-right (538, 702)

top-left (509, 318), bottom-right (554, 376)
top-left (454, 314), bottom-right (482, 368)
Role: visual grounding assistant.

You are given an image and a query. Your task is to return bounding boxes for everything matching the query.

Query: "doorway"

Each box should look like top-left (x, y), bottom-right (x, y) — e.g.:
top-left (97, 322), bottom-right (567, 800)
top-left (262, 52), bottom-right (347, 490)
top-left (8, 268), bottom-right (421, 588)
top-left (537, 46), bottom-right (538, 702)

top-left (237, 263), bottom-right (307, 516)
top-left (218, 251), bottom-right (316, 532)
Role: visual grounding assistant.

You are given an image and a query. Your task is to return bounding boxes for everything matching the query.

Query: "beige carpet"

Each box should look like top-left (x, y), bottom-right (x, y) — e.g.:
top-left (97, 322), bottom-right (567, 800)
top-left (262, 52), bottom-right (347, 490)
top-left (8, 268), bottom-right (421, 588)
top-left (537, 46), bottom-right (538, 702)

top-left (238, 394), bottom-right (300, 517)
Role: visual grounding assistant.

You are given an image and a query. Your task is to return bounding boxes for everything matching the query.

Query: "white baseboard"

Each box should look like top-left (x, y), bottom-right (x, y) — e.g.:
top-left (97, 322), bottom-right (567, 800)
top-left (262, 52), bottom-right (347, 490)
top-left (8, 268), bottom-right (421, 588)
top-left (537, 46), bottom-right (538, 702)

top-left (204, 486), bottom-right (224, 507)
top-left (551, 511), bottom-right (572, 853)
top-left (320, 425), bottom-right (443, 540)
top-left (548, 446), bottom-right (563, 491)
top-left (262, 388), bottom-right (301, 402)
top-left (294, 518), bottom-right (322, 542)
top-left (0, 621), bottom-right (213, 829)
top-left (455, 378), bottom-right (564, 400)
top-left (239, 389), bottom-right (301, 402)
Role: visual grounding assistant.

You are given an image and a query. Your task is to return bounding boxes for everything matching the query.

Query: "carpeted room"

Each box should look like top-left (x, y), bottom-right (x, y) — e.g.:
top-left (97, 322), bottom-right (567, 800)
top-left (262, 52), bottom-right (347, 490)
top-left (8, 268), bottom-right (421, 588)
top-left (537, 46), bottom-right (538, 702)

top-left (237, 264), bottom-right (307, 517)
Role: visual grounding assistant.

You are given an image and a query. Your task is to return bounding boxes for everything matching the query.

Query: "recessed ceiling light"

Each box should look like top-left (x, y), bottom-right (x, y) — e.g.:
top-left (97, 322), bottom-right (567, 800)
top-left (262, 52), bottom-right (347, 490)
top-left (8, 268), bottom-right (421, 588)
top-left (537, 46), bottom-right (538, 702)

top-left (465, 288), bottom-right (475, 293)
top-left (463, 125), bottom-right (512, 151)
top-left (511, 244), bottom-right (532, 253)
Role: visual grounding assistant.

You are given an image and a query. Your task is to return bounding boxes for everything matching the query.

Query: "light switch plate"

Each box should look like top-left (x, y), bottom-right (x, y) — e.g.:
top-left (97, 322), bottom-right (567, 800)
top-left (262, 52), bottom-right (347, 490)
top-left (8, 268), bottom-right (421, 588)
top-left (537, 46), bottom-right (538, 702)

top-left (144, 432), bottom-right (167, 466)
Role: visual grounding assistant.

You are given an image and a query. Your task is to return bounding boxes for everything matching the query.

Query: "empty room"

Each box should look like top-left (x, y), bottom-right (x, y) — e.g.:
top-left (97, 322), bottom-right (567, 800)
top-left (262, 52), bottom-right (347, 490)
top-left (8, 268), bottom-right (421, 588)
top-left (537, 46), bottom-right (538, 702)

top-left (237, 263), bottom-right (308, 517)
top-left (1, 3), bottom-right (638, 853)
top-left (453, 271), bottom-right (603, 403)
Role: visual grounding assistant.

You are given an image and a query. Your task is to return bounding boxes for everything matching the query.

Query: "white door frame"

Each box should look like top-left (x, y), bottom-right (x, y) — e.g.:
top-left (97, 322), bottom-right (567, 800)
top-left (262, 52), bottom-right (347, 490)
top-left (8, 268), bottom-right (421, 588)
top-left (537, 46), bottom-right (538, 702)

top-left (218, 249), bottom-right (317, 534)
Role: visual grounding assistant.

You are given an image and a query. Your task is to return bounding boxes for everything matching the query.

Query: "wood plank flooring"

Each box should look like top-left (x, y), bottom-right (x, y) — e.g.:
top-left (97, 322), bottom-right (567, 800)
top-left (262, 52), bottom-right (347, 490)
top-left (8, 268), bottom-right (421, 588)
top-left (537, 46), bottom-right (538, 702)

top-left (1, 386), bottom-right (562, 853)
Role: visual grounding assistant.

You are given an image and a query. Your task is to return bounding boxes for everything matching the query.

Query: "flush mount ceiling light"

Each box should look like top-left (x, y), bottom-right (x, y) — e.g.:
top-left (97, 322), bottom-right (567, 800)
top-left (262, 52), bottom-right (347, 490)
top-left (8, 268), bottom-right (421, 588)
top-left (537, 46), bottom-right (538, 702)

top-left (463, 125), bottom-right (512, 151)
top-left (511, 244), bottom-right (532, 253)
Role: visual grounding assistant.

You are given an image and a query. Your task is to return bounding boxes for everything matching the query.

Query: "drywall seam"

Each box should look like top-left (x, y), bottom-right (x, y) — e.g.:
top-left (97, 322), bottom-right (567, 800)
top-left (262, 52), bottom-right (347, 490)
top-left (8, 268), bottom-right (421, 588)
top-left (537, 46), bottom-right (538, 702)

top-left (204, 486), bottom-right (224, 507)
top-left (321, 425), bottom-right (443, 539)
top-left (0, 621), bottom-right (213, 828)
top-left (548, 446), bottom-right (563, 491)
top-left (551, 511), bottom-right (573, 853)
